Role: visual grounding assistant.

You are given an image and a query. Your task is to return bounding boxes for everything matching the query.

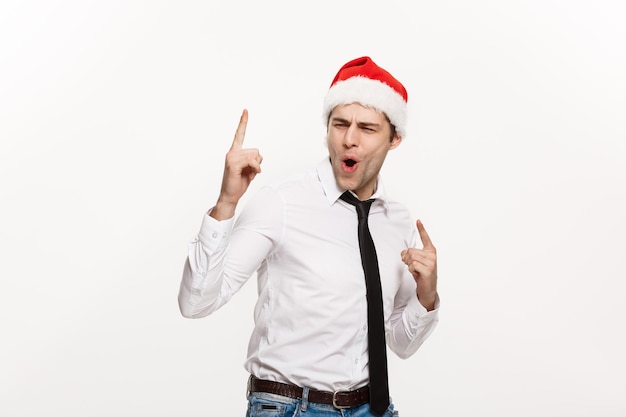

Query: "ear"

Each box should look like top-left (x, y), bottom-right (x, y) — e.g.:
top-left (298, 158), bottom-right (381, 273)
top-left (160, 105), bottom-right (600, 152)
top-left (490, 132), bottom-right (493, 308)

top-left (389, 133), bottom-right (402, 150)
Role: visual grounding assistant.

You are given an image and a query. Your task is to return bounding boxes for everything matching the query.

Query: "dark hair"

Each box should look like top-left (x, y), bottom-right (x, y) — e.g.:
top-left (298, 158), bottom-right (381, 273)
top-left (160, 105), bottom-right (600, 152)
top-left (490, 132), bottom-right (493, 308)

top-left (388, 123), bottom-right (397, 142)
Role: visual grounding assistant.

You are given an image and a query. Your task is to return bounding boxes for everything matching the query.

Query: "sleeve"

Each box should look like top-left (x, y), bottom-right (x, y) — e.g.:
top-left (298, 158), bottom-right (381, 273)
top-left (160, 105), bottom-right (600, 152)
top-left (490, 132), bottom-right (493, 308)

top-left (386, 225), bottom-right (440, 359)
top-left (177, 187), bottom-right (283, 318)
top-left (387, 291), bottom-right (440, 359)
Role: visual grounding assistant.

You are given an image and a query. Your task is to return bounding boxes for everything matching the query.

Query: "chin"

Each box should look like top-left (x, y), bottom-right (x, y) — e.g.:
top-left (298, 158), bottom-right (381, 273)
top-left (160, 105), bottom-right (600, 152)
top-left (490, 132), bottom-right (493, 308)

top-left (337, 178), bottom-right (359, 192)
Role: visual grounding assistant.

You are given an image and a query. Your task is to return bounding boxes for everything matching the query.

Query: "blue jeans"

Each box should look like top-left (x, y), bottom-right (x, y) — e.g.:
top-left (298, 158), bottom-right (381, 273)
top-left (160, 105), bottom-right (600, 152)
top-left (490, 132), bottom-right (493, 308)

top-left (246, 392), bottom-right (399, 417)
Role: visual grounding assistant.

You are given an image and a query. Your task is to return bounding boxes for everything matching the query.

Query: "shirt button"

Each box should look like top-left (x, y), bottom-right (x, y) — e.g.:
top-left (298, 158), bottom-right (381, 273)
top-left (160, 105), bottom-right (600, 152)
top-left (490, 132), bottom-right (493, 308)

top-left (355, 359), bottom-right (359, 364)
top-left (212, 232), bottom-right (218, 238)
top-left (363, 325), bottom-right (367, 331)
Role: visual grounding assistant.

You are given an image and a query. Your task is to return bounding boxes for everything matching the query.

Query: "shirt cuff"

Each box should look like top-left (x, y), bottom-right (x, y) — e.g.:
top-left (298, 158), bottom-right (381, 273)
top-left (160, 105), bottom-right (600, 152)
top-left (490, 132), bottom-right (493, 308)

top-left (405, 293), bottom-right (440, 325)
top-left (197, 209), bottom-right (235, 252)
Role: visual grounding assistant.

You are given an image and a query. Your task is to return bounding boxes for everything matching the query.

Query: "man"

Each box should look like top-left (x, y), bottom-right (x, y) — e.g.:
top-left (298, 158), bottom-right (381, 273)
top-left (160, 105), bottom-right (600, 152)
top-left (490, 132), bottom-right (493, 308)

top-left (178, 56), bottom-right (439, 417)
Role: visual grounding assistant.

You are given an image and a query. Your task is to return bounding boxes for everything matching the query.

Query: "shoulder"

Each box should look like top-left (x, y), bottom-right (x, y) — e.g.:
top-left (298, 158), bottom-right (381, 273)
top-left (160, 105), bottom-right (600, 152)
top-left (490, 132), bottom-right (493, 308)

top-left (257, 166), bottom-right (320, 199)
top-left (241, 166), bottom-right (318, 209)
top-left (385, 198), bottom-right (414, 225)
top-left (380, 196), bottom-right (418, 244)
top-left (236, 167), bottom-right (321, 230)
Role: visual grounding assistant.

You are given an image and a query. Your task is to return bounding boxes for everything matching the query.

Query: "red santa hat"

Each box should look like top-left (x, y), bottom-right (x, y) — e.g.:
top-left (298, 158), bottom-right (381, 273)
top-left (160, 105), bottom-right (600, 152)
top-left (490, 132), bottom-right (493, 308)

top-left (323, 56), bottom-right (408, 138)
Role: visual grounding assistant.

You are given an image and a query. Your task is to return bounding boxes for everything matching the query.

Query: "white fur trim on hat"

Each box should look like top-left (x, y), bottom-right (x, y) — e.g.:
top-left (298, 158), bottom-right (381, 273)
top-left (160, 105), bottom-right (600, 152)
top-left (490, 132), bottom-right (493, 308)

top-left (322, 76), bottom-right (407, 138)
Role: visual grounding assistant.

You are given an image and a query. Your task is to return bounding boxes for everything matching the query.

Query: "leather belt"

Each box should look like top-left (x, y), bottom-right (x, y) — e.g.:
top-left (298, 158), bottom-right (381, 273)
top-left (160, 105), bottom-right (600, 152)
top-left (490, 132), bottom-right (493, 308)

top-left (248, 376), bottom-right (370, 409)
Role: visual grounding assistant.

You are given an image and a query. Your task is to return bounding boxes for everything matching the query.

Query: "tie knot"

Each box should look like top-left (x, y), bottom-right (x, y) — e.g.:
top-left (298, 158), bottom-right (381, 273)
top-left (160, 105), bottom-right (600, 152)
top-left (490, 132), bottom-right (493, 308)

top-left (340, 191), bottom-right (374, 220)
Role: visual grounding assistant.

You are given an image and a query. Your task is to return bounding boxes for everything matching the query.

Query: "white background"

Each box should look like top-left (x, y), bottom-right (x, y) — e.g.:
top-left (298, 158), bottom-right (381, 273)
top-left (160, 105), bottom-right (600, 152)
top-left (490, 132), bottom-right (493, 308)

top-left (1, 1), bottom-right (625, 416)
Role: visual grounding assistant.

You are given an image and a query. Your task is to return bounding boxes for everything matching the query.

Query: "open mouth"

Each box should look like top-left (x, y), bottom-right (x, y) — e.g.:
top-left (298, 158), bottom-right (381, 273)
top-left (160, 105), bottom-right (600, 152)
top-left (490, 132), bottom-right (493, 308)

top-left (342, 158), bottom-right (358, 173)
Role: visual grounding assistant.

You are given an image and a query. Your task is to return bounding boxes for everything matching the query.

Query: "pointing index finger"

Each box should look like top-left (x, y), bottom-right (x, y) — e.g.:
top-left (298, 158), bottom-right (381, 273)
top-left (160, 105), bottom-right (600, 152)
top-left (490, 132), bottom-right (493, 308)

top-left (230, 109), bottom-right (248, 150)
top-left (417, 219), bottom-right (435, 251)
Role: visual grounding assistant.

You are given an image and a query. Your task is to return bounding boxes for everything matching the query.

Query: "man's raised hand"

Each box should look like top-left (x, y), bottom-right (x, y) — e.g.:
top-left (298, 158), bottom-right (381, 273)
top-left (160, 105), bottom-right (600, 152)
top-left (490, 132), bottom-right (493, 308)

top-left (210, 109), bottom-right (263, 220)
top-left (401, 220), bottom-right (438, 311)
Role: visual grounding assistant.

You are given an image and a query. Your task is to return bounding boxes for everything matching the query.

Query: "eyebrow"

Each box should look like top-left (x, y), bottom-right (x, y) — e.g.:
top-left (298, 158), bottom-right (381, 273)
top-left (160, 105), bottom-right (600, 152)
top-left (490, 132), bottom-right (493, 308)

top-left (330, 117), bottom-right (382, 129)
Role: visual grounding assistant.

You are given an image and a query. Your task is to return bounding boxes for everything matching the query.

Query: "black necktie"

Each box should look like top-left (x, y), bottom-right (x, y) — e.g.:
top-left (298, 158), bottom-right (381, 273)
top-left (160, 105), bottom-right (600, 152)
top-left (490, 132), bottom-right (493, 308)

top-left (340, 191), bottom-right (389, 416)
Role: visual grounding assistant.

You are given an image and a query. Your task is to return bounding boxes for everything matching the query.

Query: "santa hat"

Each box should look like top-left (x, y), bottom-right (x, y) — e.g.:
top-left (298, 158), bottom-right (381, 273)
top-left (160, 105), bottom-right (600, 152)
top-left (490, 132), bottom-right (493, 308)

top-left (323, 56), bottom-right (408, 138)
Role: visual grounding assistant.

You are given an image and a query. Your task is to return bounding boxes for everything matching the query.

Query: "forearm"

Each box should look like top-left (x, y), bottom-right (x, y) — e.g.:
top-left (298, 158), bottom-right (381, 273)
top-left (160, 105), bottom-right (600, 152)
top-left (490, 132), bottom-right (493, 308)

top-left (178, 191), bottom-right (280, 319)
top-left (209, 199), bottom-right (238, 221)
top-left (178, 215), bottom-right (234, 318)
top-left (178, 259), bottom-right (221, 318)
top-left (387, 294), bottom-right (440, 359)
top-left (416, 288), bottom-right (437, 312)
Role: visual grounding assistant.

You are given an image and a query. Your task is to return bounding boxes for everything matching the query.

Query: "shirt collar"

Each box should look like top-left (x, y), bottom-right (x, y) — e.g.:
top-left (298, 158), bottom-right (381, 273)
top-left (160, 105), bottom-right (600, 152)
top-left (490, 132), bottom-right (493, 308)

top-left (316, 157), bottom-right (390, 212)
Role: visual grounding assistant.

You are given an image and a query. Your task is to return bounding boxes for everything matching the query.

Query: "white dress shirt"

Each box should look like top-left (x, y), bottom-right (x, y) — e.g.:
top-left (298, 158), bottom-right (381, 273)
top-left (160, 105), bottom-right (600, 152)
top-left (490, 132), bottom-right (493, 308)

top-left (178, 158), bottom-right (439, 392)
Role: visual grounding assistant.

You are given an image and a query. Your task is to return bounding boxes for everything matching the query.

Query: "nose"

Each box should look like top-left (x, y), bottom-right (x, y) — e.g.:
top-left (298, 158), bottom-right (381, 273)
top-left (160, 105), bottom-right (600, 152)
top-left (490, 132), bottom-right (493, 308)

top-left (342, 125), bottom-right (358, 148)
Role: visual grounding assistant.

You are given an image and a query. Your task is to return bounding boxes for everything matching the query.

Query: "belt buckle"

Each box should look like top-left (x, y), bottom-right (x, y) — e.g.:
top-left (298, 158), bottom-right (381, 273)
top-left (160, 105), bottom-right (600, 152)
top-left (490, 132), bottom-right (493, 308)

top-left (332, 390), bottom-right (350, 409)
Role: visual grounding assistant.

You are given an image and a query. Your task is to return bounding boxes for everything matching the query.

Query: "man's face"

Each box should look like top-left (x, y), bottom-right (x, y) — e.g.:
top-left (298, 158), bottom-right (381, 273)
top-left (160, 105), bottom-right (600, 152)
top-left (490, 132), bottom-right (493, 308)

top-left (327, 103), bottom-right (402, 200)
